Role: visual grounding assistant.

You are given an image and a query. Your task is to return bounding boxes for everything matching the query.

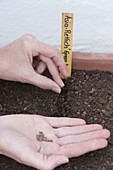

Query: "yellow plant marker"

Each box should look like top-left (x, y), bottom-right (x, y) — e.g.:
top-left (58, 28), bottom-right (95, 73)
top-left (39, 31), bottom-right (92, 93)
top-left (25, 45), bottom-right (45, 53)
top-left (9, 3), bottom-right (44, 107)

top-left (61, 13), bottom-right (74, 77)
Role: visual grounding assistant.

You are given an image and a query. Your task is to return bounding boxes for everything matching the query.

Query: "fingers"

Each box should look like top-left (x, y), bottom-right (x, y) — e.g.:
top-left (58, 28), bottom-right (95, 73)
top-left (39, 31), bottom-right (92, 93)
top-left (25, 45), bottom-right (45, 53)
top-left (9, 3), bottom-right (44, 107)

top-left (32, 54), bottom-right (65, 88)
top-left (44, 117), bottom-right (86, 127)
top-left (58, 129), bottom-right (110, 145)
top-left (34, 40), bottom-right (68, 77)
top-left (20, 34), bottom-right (68, 90)
top-left (57, 138), bottom-right (108, 158)
top-left (39, 55), bottom-right (64, 87)
top-left (32, 55), bottom-right (46, 74)
top-left (54, 124), bottom-right (103, 137)
top-left (36, 61), bottom-right (46, 74)
top-left (25, 70), bottom-right (61, 93)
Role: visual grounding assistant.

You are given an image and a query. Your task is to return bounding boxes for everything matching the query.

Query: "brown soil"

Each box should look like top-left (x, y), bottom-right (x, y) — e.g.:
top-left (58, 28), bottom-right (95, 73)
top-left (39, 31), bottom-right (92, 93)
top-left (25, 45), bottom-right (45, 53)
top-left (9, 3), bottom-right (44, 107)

top-left (0, 70), bottom-right (113, 170)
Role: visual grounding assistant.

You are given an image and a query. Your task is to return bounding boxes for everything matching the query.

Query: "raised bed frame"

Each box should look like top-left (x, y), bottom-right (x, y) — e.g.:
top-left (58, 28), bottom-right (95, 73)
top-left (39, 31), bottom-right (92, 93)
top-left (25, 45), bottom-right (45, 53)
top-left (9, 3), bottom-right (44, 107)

top-left (72, 52), bottom-right (113, 72)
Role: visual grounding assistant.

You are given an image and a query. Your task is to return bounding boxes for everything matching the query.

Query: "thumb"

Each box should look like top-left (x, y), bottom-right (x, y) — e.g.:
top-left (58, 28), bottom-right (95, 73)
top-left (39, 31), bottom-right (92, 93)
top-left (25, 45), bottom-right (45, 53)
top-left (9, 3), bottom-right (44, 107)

top-left (48, 155), bottom-right (69, 170)
top-left (26, 71), bottom-right (61, 93)
top-left (24, 150), bottom-right (69, 170)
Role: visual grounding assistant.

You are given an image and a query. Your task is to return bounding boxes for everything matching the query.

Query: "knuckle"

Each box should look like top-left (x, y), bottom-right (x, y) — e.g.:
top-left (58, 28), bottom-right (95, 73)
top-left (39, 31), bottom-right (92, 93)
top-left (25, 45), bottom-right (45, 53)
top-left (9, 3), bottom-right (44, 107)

top-left (22, 39), bottom-right (30, 48)
top-left (51, 48), bottom-right (59, 56)
top-left (58, 138), bottom-right (63, 145)
top-left (55, 48), bottom-right (61, 57)
top-left (23, 33), bottom-right (36, 40)
top-left (56, 48), bottom-right (61, 54)
top-left (21, 34), bottom-right (36, 47)
top-left (55, 128), bottom-right (61, 137)
top-left (62, 145), bottom-right (68, 150)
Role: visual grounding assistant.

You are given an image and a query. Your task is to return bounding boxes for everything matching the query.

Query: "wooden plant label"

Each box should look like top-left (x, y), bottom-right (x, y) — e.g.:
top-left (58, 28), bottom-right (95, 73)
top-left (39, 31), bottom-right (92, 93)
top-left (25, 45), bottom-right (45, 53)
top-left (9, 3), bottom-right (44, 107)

top-left (61, 13), bottom-right (74, 77)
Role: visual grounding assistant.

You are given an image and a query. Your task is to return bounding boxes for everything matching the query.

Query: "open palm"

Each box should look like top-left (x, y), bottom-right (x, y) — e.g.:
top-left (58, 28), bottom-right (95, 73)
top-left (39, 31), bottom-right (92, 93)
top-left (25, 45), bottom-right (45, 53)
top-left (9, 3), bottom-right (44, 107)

top-left (0, 114), bottom-right (110, 170)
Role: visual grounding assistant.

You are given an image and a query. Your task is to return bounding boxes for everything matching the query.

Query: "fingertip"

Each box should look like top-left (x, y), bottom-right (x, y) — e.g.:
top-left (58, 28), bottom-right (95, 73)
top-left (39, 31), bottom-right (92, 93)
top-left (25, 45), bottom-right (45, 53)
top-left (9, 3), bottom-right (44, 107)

top-left (28, 71), bottom-right (62, 93)
top-left (59, 66), bottom-right (68, 78)
top-left (91, 138), bottom-right (108, 151)
top-left (75, 119), bottom-right (86, 125)
top-left (50, 155), bottom-right (69, 170)
top-left (80, 119), bottom-right (86, 124)
top-left (56, 156), bottom-right (69, 167)
top-left (94, 124), bottom-right (103, 129)
top-left (51, 86), bottom-right (61, 93)
top-left (103, 129), bottom-right (111, 139)
top-left (60, 80), bottom-right (65, 88)
top-left (101, 139), bottom-right (108, 148)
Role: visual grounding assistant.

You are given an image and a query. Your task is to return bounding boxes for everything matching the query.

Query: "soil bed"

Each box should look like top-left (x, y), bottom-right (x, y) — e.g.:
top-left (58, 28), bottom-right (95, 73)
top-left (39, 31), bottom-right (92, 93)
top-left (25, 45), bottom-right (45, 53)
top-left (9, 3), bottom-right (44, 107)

top-left (0, 70), bottom-right (113, 170)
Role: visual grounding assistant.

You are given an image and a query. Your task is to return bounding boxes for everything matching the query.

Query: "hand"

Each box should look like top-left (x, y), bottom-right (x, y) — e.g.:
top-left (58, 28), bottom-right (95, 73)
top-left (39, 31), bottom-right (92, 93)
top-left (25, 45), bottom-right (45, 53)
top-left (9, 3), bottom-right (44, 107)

top-left (0, 34), bottom-right (68, 93)
top-left (0, 114), bottom-right (110, 170)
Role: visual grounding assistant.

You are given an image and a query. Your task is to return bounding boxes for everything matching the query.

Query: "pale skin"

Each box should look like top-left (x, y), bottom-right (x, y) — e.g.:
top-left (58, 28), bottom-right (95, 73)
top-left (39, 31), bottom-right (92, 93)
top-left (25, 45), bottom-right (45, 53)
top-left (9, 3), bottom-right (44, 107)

top-left (0, 34), bottom-right (110, 170)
